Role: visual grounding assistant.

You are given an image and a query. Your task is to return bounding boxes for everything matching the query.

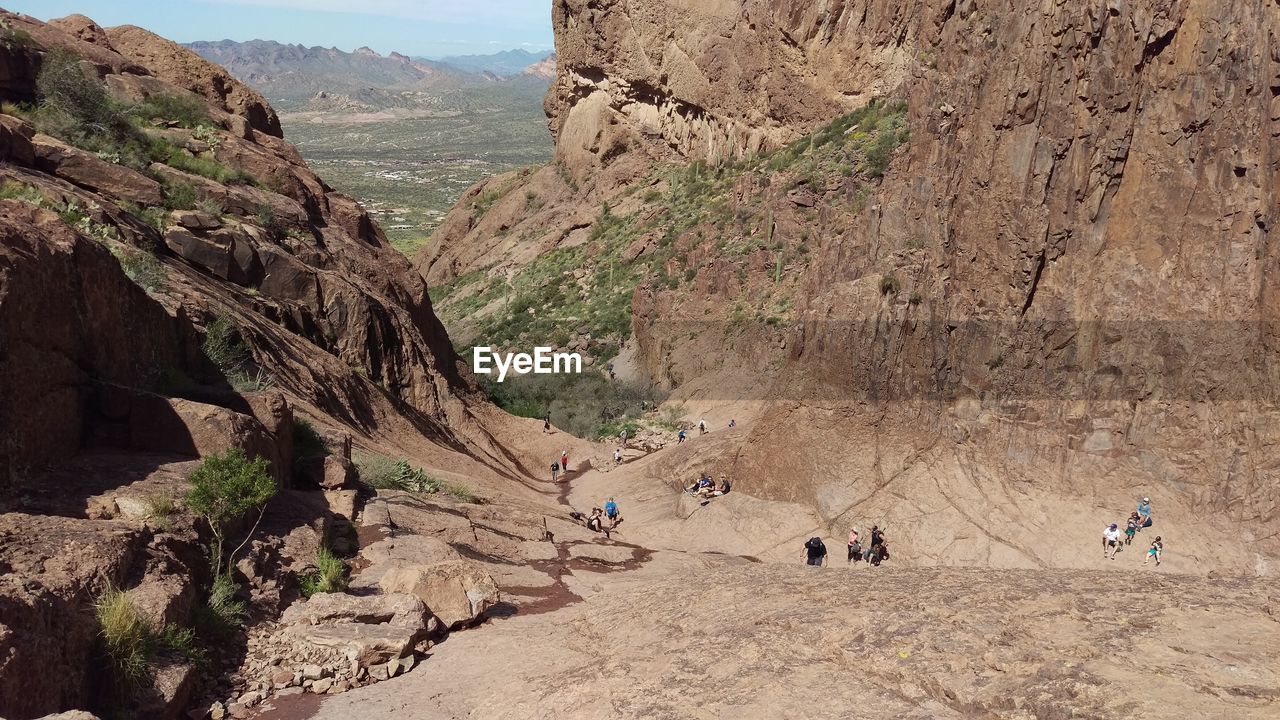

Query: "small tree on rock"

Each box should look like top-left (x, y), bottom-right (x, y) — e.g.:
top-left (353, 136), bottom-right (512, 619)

top-left (185, 448), bottom-right (276, 578)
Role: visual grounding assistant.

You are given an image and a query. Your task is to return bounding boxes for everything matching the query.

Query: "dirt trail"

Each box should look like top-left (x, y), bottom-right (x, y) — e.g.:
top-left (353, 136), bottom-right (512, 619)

top-left (259, 426), bottom-right (1279, 720)
top-left (306, 561), bottom-right (1280, 720)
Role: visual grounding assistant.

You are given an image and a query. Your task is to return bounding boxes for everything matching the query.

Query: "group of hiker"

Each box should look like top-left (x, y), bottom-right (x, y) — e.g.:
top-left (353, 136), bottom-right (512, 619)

top-left (684, 471), bottom-right (731, 499)
top-left (550, 448), bottom-right (571, 482)
top-left (1103, 496), bottom-right (1163, 565)
top-left (803, 525), bottom-right (890, 567)
top-left (570, 497), bottom-right (623, 538)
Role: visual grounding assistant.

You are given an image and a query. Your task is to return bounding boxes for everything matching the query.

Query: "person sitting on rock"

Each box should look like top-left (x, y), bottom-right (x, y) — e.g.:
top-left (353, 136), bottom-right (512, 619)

top-left (712, 475), bottom-right (731, 497)
top-left (1136, 497), bottom-right (1153, 530)
top-left (686, 472), bottom-right (712, 494)
top-left (1144, 536), bottom-right (1163, 566)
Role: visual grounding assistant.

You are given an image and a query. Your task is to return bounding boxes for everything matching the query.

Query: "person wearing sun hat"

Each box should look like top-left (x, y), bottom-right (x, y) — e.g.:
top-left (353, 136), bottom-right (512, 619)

top-left (1136, 496), bottom-right (1153, 530)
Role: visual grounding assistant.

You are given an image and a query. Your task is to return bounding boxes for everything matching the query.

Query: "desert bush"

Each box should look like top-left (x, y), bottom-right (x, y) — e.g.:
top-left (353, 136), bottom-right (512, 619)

top-left (482, 374), bottom-right (663, 440)
top-left (143, 492), bottom-right (179, 531)
top-left (185, 448), bottom-right (276, 578)
top-left (194, 573), bottom-right (247, 636)
top-left (300, 547), bottom-right (348, 597)
top-left (130, 93), bottom-right (208, 128)
top-left (0, 180), bottom-right (45, 204)
top-left (162, 180), bottom-right (197, 211)
top-left (354, 453), bottom-right (438, 493)
top-left (95, 587), bottom-right (152, 688)
top-left (202, 315), bottom-right (248, 372)
top-left (293, 418), bottom-right (329, 461)
top-left (879, 275), bottom-right (900, 295)
top-left (110, 243), bottom-right (167, 293)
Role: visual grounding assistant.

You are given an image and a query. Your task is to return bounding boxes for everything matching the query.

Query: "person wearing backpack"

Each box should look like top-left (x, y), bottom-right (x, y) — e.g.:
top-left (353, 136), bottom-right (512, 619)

top-left (803, 537), bottom-right (827, 567)
top-left (847, 527), bottom-right (862, 563)
top-left (866, 526), bottom-right (884, 564)
top-left (551, 460), bottom-right (560, 483)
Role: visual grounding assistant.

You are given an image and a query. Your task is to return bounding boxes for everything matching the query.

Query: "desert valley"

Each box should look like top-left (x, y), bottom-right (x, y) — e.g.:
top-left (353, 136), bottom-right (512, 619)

top-left (0, 1), bottom-right (1277, 719)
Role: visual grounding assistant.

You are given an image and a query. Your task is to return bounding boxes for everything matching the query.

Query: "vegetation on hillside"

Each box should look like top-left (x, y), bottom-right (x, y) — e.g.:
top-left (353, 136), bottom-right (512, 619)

top-left (432, 99), bottom-right (909, 359)
top-left (429, 99), bottom-right (909, 439)
top-left (353, 452), bottom-right (483, 503)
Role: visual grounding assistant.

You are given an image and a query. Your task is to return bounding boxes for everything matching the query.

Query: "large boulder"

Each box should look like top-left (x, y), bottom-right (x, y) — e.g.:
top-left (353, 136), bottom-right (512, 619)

top-left (31, 134), bottom-right (162, 205)
top-left (377, 561), bottom-right (499, 628)
top-left (279, 592), bottom-right (430, 632)
top-left (285, 623), bottom-right (418, 667)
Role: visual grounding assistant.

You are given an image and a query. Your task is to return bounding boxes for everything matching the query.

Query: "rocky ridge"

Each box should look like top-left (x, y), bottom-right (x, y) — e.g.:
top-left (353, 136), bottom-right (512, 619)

top-left (420, 0), bottom-right (1280, 571)
top-left (0, 11), bottom-right (547, 719)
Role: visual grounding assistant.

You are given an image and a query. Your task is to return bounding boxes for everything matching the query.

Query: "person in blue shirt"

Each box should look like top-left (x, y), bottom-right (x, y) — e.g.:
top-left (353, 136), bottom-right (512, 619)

top-left (604, 497), bottom-right (620, 525)
top-left (1136, 497), bottom-right (1153, 529)
top-left (677, 429), bottom-right (687, 443)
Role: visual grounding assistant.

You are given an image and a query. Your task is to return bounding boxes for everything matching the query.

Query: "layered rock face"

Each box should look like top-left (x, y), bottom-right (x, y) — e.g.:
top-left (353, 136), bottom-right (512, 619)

top-left (427, 0), bottom-right (1279, 568)
top-left (0, 12), bottom-right (501, 718)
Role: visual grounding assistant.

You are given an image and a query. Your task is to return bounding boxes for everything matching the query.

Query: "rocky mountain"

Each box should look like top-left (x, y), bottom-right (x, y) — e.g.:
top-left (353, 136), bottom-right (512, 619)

top-left (0, 11), bottom-right (555, 719)
top-left (422, 0), bottom-right (1279, 573)
top-left (520, 53), bottom-right (556, 81)
top-left (184, 40), bottom-right (481, 110)
top-left (433, 48), bottom-right (552, 77)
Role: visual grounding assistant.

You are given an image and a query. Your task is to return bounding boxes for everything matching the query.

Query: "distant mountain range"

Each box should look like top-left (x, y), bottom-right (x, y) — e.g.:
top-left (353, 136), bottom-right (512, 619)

top-left (185, 40), bottom-right (555, 111)
top-left (429, 48), bottom-right (553, 77)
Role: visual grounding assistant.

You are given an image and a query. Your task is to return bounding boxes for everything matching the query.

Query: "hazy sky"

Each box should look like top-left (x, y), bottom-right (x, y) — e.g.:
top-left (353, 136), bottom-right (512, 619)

top-left (6, 0), bottom-right (555, 56)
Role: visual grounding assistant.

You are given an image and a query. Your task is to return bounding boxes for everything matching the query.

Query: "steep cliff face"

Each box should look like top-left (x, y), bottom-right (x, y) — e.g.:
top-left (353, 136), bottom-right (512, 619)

top-left (425, 0), bottom-right (1279, 569)
top-left (0, 10), bottom-right (487, 489)
top-left (0, 13), bottom-right (519, 717)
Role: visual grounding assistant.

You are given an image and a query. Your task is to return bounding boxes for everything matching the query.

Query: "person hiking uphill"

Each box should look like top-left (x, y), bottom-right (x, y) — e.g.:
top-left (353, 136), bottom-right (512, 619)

top-left (804, 537), bottom-right (827, 567)
top-left (677, 429), bottom-right (687, 444)
top-left (866, 526), bottom-right (883, 564)
top-left (551, 460), bottom-right (560, 483)
top-left (698, 418), bottom-right (708, 435)
top-left (604, 497), bottom-right (622, 528)
top-left (543, 412), bottom-right (552, 434)
top-left (847, 527), bottom-right (862, 563)
top-left (561, 450), bottom-right (570, 474)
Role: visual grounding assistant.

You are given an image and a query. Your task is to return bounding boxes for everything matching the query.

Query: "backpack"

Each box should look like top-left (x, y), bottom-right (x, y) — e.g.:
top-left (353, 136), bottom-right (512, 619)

top-left (551, 462), bottom-right (559, 471)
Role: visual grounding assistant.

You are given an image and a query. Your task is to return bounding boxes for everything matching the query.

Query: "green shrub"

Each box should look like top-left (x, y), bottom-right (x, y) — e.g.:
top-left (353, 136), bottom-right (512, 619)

top-left (879, 275), bottom-right (900, 295)
top-left (300, 548), bottom-right (348, 597)
top-left (909, 292), bottom-right (923, 305)
top-left (110, 243), bottom-right (166, 293)
top-left (163, 180), bottom-right (197, 211)
top-left (95, 587), bottom-right (152, 688)
top-left (202, 315), bottom-right (248, 372)
top-left (143, 492), bottom-right (179, 531)
top-left (155, 142), bottom-right (253, 185)
top-left (130, 93), bottom-right (208, 128)
top-left (185, 448), bottom-right (276, 578)
top-left (354, 454), bottom-right (439, 493)
top-left (293, 419), bottom-right (329, 461)
top-left (229, 368), bottom-right (276, 393)
top-left (482, 374), bottom-right (664, 440)
top-left (194, 573), bottom-right (247, 636)
top-left (0, 180), bottom-right (45, 204)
